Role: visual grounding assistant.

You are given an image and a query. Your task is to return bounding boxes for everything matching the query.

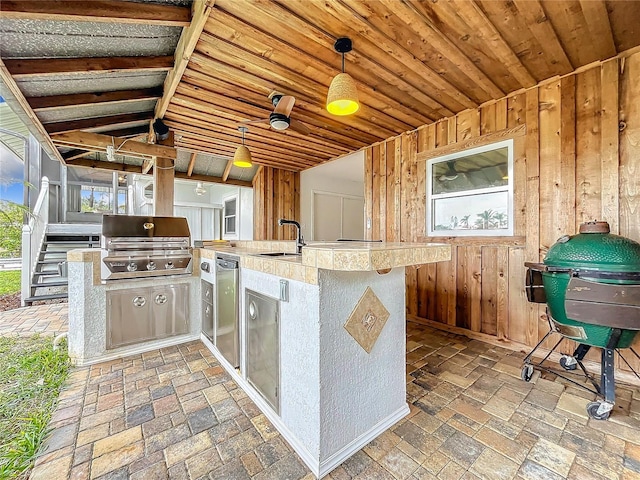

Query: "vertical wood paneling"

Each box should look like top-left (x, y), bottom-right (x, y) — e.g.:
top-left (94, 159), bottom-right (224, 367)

top-left (364, 148), bottom-right (373, 241)
top-left (602, 59), bottom-right (620, 234)
top-left (252, 166), bottom-right (299, 241)
top-left (371, 145), bottom-right (381, 240)
top-left (360, 54), bottom-right (640, 375)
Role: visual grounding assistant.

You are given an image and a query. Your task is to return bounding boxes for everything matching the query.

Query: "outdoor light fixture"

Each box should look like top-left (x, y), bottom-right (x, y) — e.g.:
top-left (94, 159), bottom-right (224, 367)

top-left (194, 181), bottom-right (206, 196)
top-left (153, 118), bottom-right (170, 141)
top-left (326, 37), bottom-right (360, 116)
top-left (233, 126), bottom-right (252, 168)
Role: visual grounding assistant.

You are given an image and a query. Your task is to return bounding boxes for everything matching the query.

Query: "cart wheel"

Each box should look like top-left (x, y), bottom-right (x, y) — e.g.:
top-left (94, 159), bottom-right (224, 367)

top-left (521, 364), bottom-right (534, 382)
top-left (559, 355), bottom-right (577, 371)
top-left (586, 401), bottom-right (611, 421)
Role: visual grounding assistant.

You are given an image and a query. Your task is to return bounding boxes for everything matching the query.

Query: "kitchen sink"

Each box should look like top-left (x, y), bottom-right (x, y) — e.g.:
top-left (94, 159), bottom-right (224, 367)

top-left (255, 252), bottom-right (301, 258)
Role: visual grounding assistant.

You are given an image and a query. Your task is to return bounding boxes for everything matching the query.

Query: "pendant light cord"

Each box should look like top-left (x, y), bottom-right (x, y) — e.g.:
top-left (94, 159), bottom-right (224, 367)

top-left (341, 52), bottom-right (345, 73)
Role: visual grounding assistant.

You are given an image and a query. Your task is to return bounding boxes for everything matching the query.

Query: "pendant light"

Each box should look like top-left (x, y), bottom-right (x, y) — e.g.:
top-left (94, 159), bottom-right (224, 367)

top-left (326, 37), bottom-right (360, 116)
top-left (233, 126), bottom-right (252, 168)
top-left (194, 181), bottom-right (206, 196)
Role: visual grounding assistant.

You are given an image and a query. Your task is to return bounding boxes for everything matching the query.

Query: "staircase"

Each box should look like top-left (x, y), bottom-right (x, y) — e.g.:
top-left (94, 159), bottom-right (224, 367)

top-left (24, 231), bottom-right (100, 306)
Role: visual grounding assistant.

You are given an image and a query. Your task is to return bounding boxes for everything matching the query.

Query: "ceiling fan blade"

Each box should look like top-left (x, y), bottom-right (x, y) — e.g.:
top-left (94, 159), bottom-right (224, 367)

top-left (273, 95), bottom-right (295, 116)
top-left (289, 118), bottom-right (310, 135)
top-left (241, 118), bottom-right (270, 125)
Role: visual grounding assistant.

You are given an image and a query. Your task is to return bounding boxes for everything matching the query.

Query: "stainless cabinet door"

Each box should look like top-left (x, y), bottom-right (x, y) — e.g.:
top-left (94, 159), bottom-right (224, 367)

top-left (107, 288), bottom-right (153, 349)
top-left (245, 289), bottom-right (279, 413)
top-left (153, 284), bottom-right (189, 338)
top-left (215, 265), bottom-right (238, 367)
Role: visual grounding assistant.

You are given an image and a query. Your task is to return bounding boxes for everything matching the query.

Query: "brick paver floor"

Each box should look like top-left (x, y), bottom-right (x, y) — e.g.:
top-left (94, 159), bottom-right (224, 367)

top-left (2, 305), bottom-right (639, 479)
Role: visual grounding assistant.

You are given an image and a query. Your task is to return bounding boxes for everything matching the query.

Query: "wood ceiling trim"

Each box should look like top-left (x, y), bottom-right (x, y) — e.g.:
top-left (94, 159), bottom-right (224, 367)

top-left (27, 88), bottom-right (163, 111)
top-left (0, 1), bottom-right (191, 26)
top-left (5, 56), bottom-right (174, 78)
top-left (221, 160), bottom-right (233, 182)
top-left (43, 112), bottom-right (152, 134)
top-left (174, 171), bottom-right (252, 188)
top-left (164, 111), bottom-right (348, 158)
top-left (66, 157), bottom-right (142, 173)
top-left (168, 92), bottom-right (361, 153)
top-left (511, 0), bottom-right (574, 73)
top-left (375, 0), bottom-right (504, 99)
top-left (179, 69), bottom-right (379, 147)
top-left (174, 129), bottom-right (322, 166)
top-left (174, 81), bottom-right (372, 148)
top-left (208, 5), bottom-right (454, 119)
top-left (203, 12), bottom-right (436, 126)
top-left (186, 152), bottom-right (197, 177)
top-left (186, 55), bottom-right (388, 144)
top-left (194, 34), bottom-right (409, 136)
top-left (272, 0), bottom-right (477, 110)
top-left (440, 0), bottom-right (537, 89)
top-left (51, 131), bottom-right (177, 159)
top-left (155, 0), bottom-right (214, 119)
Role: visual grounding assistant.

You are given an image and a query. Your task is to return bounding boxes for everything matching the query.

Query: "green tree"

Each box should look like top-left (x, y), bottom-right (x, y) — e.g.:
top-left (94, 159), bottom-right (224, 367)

top-left (0, 201), bottom-right (23, 258)
top-left (474, 209), bottom-right (495, 230)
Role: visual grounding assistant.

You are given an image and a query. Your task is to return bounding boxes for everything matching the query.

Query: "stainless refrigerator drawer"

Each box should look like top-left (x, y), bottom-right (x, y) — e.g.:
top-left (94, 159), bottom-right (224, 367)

top-left (202, 299), bottom-right (214, 341)
top-left (154, 284), bottom-right (189, 338)
top-left (202, 279), bottom-right (214, 303)
top-left (245, 289), bottom-right (279, 413)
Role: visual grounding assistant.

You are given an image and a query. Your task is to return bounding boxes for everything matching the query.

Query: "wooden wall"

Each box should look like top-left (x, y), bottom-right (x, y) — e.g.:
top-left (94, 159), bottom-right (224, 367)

top-left (364, 53), bottom-right (640, 373)
top-left (252, 166), bottom-right (300, 241)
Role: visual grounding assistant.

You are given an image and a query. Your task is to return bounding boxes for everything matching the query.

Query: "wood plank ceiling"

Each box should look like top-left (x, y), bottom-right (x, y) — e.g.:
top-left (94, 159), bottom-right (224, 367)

top-left (2, 0), bottom-right (640, 177)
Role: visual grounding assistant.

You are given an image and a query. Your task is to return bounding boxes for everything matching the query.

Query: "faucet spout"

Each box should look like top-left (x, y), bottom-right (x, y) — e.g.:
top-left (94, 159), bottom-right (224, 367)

top-left (278, 219), bottom-right (305, 254)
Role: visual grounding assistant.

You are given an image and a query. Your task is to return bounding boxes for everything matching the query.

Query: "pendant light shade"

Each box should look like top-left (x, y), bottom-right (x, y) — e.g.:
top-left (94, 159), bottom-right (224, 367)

top-left (233, 126), bottom-right (252, 168)
top-left (326, 37), bottom-right (359, 116)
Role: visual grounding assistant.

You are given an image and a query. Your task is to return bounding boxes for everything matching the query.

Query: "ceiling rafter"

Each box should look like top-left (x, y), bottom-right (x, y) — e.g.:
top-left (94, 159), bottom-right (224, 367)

top-left (4, 56), bottom-right (174, 78)
top-left (221, 161), bottom-right (233, 182)
top-left (0, 1), bottom-right (191, 26)
top-left (28, 88), bottom-right (163, 111)
top-left (186, 152), bottom-right (197, 177)
top-left (578, 0), bottom-right (617, 61)
top-left (51, 131), bottom-right (177, 159)
top-left (43, 112), bottom-right (152, 135)
top-left (155, 0), bottom-right (215, 119)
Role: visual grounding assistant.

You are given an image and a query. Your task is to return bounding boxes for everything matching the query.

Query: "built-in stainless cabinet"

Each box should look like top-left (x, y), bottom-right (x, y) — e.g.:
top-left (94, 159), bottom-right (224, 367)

top-left (202, 279), bottom-right (214, 341)
top-left (107, 284), bottom-right (189, 349)
top-left (245, 289), bottom-right (279, 413)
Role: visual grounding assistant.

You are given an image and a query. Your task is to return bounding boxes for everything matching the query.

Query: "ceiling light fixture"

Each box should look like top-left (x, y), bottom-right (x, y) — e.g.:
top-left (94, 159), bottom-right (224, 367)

top-left (153, 118), bottom-right (170, 141)
top-left (326, 37), bottom-right (360, 116)
top-left (194, 181), bottom-right (206, 196)
top-left (439, 161), bottom-right (459, 181)
top-left (233, 126), bottom-right (252, 168)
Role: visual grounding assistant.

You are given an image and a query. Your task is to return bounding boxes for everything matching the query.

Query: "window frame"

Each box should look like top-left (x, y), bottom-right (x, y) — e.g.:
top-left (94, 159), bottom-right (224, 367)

top-left (222, 194), bottom-right (238, 239)
top-left (426, 138), bottom-right (514, 237)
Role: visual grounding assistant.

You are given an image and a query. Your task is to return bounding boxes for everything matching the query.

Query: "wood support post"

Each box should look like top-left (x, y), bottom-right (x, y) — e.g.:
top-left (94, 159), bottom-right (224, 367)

top-left (154, 131), bottom-right (175, 216)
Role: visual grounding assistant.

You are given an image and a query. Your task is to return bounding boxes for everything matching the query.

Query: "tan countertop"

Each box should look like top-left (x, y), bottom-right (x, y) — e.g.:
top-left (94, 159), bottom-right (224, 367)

top-left (200, 241), bottom-right (451, 282)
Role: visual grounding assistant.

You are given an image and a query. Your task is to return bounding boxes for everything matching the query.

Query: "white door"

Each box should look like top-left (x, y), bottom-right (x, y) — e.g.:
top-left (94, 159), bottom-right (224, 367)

top-left (312, 192), bottom-right (364, 241)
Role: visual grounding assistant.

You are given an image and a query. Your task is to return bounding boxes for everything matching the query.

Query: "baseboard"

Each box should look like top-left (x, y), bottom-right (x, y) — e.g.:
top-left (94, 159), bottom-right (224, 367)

top-left (71, 333), bottom-right (200, 366)
top-left (317, 404), bottom-right (410, 478)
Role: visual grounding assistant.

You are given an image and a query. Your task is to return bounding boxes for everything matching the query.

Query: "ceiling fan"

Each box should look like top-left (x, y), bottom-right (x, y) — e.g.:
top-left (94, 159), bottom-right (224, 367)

top-left (243, 92), bottom-right (310, 135)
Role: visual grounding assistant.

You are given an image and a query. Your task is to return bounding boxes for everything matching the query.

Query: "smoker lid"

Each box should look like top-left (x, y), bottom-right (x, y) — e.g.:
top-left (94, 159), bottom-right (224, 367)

top-left (544, 221), bottom-right (640, 272)
top-left (102, 215), bottom-right (191, 238)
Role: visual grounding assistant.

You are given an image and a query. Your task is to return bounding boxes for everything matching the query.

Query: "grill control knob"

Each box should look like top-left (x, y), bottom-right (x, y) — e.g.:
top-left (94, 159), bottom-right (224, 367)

top-left (147, 261), bottom-right (157, 271)
top-left (127, 262), bottom-right (138, 272)
top-left (165, 261), bottom-right (174, 269)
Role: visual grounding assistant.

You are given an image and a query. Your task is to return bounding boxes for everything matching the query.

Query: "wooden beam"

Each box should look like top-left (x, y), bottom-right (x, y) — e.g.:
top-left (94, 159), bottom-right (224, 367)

top-left (187, 152), bottom-right (197, 176)
top-left (154, 131), bottom-right (175, 216)
top-left (0, 59), bottom-right (64, 163)
top-left (66, 158), bottom-right (143, 173)
top-left (141, 159), bottom-right (154, 175)
top-left (155, 0), bottom-right (214, 118)
top-left (175, 171), bottom-right (252, 188)
top-left (28, 88), bottom-right (163, 111)
top-left (0, 1), bottom-right (190, 26)
top-left (44, 112), bottom-right (152, 134)
top-left (221, 160), bottom-right (233, 182)
top-left (51, 131), bottom-right (177, 159)
top-left (99, 125), bottom-right (150, 138)
top-left (579, 0), bottom-right (617, 61)
top-left (62, 149), bottom-right (92, 162)
top-left (5, 56), bottom-right (174, 78)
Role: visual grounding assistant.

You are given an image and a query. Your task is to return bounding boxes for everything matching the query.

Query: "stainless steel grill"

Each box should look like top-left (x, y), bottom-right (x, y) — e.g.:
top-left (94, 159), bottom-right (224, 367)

top-left (101, 215), bottom-right (193, 281)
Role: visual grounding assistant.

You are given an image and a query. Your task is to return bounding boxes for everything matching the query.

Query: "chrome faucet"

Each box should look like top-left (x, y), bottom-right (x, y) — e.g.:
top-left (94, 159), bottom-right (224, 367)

top-left (278, 219), bottom-right (305, 254)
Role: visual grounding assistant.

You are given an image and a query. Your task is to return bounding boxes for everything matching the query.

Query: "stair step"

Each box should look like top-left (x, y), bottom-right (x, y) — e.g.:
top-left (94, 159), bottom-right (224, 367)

top-left (44, 240), bottom-right (99, 246)
top-left (33, 271), bottom-right (60, 277)
top-left (37, 259), bottom-right (67, 265)
top-left (23, 293), bottom-right (68, 304)
top-left (31, 281), bottom-right (68, 288)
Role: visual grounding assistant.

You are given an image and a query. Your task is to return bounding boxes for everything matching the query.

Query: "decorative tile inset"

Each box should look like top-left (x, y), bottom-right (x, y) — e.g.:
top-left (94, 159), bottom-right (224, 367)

top-left (344, 287), bottom-right (390, 353)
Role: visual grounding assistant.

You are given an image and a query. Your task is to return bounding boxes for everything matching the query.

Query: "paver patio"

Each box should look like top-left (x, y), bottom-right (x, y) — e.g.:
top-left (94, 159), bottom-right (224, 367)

top-left (1, 304), bottom-right (639, 479)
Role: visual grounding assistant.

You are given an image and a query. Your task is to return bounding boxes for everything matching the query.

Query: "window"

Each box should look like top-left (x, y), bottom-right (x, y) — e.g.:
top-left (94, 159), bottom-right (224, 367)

top-left (223, 195), bottom-right (237, 238)
top-left (426, 139), bottom-right (513, 236)
top-left (80, 185), bottom-right (113, 213)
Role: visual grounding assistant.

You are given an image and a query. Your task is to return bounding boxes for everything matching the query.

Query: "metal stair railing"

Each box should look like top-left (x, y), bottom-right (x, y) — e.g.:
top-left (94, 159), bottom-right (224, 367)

top-left (21, 176), bottom-right (49, 306)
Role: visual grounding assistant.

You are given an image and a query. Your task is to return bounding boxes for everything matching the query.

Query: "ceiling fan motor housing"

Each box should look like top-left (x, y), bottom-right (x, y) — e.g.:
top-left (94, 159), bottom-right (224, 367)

top-left (270, 112), bottom-right (290, 130)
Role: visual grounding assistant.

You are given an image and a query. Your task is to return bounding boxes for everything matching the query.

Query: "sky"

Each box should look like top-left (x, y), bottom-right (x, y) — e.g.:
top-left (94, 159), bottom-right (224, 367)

top-left (0, 96), bottom-right (25, 204)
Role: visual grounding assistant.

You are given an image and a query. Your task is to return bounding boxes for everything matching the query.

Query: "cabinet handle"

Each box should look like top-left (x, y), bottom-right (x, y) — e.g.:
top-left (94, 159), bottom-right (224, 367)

top-left (155, 294), bottom-right (167, 305)
top-left (132, 296), bottom-right (146, 308)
